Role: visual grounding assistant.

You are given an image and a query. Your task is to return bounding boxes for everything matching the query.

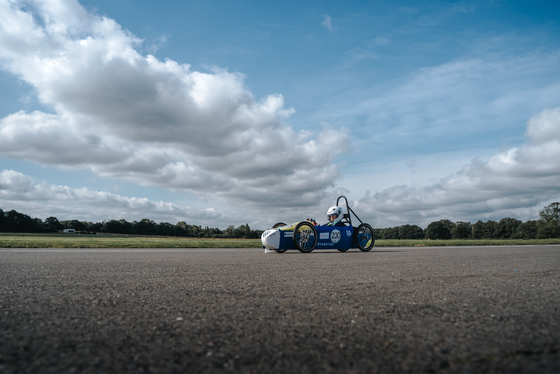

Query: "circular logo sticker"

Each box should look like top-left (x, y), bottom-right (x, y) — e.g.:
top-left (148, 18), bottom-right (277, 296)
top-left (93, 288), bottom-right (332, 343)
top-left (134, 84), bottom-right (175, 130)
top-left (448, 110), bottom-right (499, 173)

top-left (331, 229), bottom-right (341, 243)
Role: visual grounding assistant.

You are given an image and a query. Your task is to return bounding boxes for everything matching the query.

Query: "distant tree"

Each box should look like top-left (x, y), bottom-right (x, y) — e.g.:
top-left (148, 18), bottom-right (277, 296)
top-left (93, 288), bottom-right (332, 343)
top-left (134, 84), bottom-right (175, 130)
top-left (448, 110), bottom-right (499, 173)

top-left (451, 221), bottom-right (471, 239)
top-left (539, 202), bottom-right (560, 222)
top-left (34, 218), bottom-right (57, 233)
top-left (381, 227), bottom-right (399, 239)
top-left (235, 224), bottom-right (251, 238)
top-left (224, 225), bottom-right (235, 238)
top-left (536, 221), bottom-right (560, 239)
top-left (134, 219), bottom-right (156, 235)
top-left (471, 220), bottom-right (496, 239)
top-left (398, 224), bottom-right (424, 239)
top-left (62, 219), bottom-right (87, 231)
top-left (0, 209), bottom-right (5, 232)
top-left (471, 220), bottom-right (483, 239)
top-left (155, 222), bottom-right (170, 236)
top-left (4, 210), bottom-right (39, 232)
top-left (83, 221), bottom-right (103, 232)
top-left (514, 220), bottom-right (538, 239)
top-left (174, 221), bottom-right (188, 236)
top-left (170, 225), bottom-right (185, 236)
top-left (250, 229), bottom-right (264, 239)
top-left (117, 219), bottom-right (131, 234)
top-left (0, 209), bottom-right (44, 232)
top-left (494, 218), bottom-right (522, 239)
top-left (425, 219), bottom-right (454, 240)
top-left (484, 220), bottom-right (497, 239)
top-left (205, 227), bottom-right (222, 238)
top-left (190, 225), bottom-right (202, 237)
top-left (44, 216), bottom-right (63, 231)
top-left (157, 221), bottom-right (189, 236)
top-left (102, 220), bottom-right (125, 234)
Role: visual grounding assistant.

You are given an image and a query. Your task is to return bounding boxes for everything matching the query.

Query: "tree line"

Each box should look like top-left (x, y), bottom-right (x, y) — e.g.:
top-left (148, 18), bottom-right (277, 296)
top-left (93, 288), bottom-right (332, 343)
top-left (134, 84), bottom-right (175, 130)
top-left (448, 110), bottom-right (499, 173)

top-left (1, 202), bottom-right (559, 240)
top-left (375, 202), bottom-right (560, 240)
top-left (0, 208), bottom-right (263, 239)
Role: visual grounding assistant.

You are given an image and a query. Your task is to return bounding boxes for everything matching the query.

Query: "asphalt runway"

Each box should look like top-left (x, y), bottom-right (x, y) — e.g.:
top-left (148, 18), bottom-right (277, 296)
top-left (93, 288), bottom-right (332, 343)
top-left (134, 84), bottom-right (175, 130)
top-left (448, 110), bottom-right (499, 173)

top-left (1, 245), bottom-right (559, 374)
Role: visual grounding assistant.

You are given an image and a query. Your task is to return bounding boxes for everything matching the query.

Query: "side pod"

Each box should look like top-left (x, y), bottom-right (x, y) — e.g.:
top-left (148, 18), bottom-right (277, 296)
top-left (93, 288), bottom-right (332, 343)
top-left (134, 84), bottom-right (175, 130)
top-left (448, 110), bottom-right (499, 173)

top-left (261, 229), bottom-right (281, 250)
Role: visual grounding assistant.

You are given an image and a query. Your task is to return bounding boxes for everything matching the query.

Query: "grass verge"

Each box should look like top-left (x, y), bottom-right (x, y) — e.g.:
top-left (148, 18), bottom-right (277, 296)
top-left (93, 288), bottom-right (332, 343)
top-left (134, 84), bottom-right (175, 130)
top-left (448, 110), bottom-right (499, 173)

top-left (0, 233), bottom-right (261, 248)
top-left (1, 233), bottom-right (560, 248)
top-left (374, 238), bottom-right (560, 247)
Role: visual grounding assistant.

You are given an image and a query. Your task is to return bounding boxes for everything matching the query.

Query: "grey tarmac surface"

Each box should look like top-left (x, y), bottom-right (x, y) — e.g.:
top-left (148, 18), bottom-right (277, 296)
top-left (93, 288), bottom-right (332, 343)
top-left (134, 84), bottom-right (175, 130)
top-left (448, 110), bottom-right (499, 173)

top-left (1, 246), bottom-right (559, 374)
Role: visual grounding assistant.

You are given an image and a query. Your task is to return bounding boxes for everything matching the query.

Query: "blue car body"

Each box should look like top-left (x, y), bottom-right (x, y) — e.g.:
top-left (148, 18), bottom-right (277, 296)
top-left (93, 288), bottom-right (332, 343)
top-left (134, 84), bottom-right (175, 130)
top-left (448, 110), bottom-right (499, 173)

top-left (262, 222), bottom-right (358, 252)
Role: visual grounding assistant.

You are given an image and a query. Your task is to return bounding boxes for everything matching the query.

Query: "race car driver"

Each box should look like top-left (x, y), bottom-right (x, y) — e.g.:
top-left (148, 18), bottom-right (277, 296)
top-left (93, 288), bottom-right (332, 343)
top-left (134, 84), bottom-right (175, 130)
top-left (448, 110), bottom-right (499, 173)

top-left (325, 206), bottom-right (345, 226)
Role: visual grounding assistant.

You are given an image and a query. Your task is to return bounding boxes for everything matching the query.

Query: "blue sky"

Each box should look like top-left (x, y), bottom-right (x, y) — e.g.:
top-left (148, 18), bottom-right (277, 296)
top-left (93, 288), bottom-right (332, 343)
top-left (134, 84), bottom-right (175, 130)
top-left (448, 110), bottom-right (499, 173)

top-left (1, 0), bottom-right (559, 229)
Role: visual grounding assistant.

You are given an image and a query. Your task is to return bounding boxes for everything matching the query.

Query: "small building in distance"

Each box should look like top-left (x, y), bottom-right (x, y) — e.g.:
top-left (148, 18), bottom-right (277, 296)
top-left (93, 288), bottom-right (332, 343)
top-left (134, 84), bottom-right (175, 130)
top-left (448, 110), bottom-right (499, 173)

top-left (62, 229), bottom-right (76, 233)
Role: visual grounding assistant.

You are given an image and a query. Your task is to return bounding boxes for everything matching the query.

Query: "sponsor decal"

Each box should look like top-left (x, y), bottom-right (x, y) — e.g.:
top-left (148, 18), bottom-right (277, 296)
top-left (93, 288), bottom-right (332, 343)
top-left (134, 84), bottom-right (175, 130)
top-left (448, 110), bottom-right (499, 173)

top-left (283, 232), bottom-right (293, 238)
top-left (317, 242), bottom-right (334, 246)
top-left (346, 230), bottom-right (352, 237)
top-left (320, 232), bottom-right (330, 240)
top-left (331, 229), bottom-right (341, 243)
top-left (262, 230), bottom-right (275, 238)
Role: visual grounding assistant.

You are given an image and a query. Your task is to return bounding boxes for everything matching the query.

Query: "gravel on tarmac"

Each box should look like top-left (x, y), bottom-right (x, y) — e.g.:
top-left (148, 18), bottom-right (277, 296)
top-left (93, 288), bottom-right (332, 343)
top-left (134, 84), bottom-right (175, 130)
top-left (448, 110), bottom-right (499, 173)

top-left (1, 245), bottom-right (559, 374)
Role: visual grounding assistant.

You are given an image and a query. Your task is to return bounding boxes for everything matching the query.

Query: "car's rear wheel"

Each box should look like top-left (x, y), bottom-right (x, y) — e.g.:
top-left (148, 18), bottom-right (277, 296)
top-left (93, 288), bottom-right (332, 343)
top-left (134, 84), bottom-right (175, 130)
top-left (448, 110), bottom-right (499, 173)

top-left (293, 221), bottom-right (318, 253)
top-left (355, 223), bottom-right (375, 251)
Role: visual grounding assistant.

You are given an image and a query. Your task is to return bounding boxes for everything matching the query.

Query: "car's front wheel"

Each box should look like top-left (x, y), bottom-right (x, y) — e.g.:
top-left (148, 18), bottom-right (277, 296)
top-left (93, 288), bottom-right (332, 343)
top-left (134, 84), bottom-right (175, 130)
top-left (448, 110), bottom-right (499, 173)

top-left (355, 223), bottom-right (375, 251)
top-left (293, 221), bottom-right (318, 253)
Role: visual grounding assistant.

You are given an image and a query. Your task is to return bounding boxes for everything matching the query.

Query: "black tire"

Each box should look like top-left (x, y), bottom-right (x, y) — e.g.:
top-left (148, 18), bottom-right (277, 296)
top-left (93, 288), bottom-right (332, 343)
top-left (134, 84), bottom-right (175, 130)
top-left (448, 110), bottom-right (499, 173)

top-left (355, 223), bottom-right (375, 252)
top-left (337, 246), bottom-right (349, 252)
top-left (293, 221), bottom-right (318, 253)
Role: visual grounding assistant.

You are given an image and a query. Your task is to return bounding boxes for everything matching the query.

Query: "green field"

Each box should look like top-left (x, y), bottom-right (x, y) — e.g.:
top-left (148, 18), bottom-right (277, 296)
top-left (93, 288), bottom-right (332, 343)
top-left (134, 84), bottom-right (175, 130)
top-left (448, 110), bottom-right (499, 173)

top-left (0, 233), bottom-right (261, 248)
top-left (1, 232), bottom-right (559, 248)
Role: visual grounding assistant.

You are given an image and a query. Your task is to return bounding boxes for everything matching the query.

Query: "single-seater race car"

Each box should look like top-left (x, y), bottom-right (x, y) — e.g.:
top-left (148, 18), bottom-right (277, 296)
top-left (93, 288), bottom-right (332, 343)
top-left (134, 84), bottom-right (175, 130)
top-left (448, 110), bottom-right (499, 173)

top-left (261, 196), bottom-right (375, 253)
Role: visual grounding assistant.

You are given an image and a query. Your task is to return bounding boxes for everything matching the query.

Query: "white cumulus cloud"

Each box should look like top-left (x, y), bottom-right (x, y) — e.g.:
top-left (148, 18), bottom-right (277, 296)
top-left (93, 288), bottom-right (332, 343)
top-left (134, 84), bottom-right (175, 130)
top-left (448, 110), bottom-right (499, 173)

top-left (0, 0), bottom-right (349, 209)
top-left (0, 169), bottom-right (223, 224)
top-left (355, 107), bottom-right (560, 227)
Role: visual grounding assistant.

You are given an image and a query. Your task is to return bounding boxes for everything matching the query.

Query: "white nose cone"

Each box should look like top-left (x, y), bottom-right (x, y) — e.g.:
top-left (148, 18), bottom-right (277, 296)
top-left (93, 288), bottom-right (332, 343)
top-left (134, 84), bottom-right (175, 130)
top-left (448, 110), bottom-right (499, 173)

top-left (261, 229), bottom-right (281, 250)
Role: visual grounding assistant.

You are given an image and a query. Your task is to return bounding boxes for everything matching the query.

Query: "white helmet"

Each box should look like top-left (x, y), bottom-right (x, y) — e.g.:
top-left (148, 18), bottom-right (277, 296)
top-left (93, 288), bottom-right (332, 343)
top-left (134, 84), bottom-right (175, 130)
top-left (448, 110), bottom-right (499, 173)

top-left (327, 206), bottom-right (343, 225)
